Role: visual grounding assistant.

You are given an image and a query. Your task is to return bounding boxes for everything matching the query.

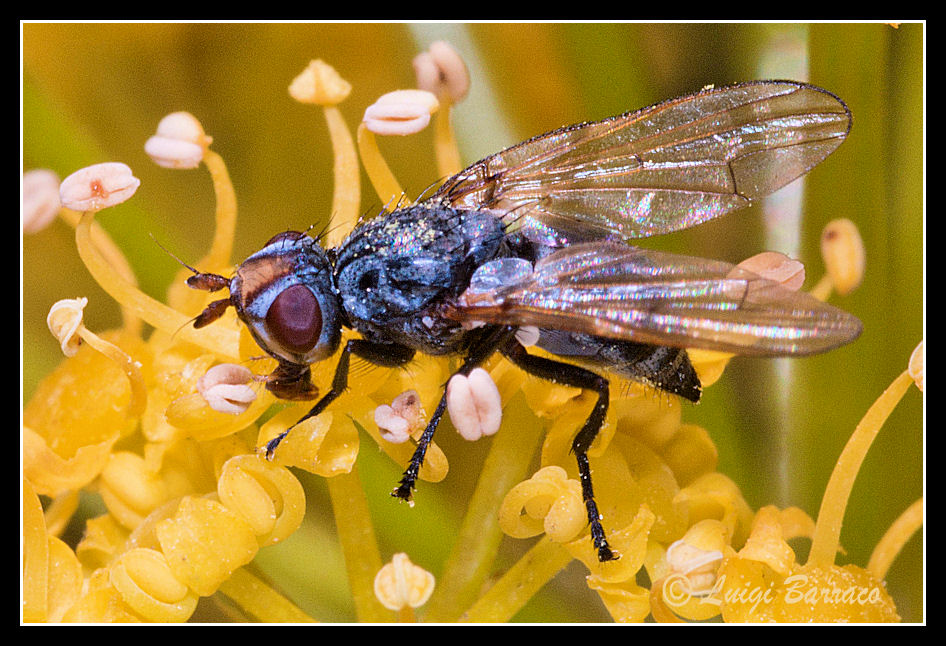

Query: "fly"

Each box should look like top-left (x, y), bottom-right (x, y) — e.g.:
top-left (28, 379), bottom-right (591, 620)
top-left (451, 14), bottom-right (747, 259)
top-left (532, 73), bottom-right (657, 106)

top-left (185, 80), bottom-right (861, 562)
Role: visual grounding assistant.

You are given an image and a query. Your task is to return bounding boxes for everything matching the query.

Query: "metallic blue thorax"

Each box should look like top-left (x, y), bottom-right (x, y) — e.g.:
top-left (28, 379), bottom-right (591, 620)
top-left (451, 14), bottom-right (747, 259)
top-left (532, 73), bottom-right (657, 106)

top-left (333, 204), bottom-right (506, 354)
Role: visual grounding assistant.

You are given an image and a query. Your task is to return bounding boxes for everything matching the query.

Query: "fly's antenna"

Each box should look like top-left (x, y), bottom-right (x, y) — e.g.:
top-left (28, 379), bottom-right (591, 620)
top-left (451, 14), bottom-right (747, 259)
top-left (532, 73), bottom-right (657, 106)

top-left (149, 233), bottom-right (204, 276)
top-left (149, 233), bottom-right (232, 326)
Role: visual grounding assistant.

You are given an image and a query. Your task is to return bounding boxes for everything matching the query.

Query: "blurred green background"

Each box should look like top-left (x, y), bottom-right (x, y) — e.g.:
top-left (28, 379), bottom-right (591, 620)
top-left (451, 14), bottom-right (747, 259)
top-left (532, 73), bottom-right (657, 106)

top-left (23, 22), bottom-right (923, 622)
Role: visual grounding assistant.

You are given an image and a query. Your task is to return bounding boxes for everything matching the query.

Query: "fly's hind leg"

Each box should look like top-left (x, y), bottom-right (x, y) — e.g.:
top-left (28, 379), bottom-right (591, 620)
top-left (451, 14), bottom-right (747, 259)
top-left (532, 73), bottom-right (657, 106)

top-left (393, 325), bottom-right (517, 503)
top-left (501, 340), bottom-right (616, 562)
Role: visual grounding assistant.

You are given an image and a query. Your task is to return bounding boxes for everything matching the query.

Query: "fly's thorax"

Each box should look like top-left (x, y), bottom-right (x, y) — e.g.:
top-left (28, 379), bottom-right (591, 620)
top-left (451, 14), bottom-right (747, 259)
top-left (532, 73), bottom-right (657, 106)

top-left (230, 231), bottom-right (342, 365)
top-left (333, 204), bottom-right (506, 351)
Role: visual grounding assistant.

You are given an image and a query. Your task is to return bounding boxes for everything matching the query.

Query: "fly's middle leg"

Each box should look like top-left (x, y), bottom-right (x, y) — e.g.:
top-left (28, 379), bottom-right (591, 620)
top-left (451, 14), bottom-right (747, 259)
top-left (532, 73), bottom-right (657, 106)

top-left (392, 325), bottom-right (517, 503)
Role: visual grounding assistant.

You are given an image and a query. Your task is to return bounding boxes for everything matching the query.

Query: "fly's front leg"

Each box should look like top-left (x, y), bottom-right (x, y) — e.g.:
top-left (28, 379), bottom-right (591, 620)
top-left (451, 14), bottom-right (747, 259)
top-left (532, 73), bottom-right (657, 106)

top-left (501, 340), bottom-right (616, 562)
top-left (392, 325), bottom-right (517, 503)
top-left (263, 339), bottom-right (415, 459)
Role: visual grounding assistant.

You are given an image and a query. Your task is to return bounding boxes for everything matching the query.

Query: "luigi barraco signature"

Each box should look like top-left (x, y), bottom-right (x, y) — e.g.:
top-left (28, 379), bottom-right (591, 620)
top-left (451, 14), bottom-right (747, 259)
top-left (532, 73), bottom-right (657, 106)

top-left (662, 572), bottom-right (888, 615)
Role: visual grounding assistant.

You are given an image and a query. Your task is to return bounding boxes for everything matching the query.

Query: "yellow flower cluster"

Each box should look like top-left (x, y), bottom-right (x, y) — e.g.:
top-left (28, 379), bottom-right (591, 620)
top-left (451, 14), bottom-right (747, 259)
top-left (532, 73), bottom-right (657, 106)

top-left (23, 41), bottom-right (921, 623)
top-left (21, 47), bottom-right (463, 623)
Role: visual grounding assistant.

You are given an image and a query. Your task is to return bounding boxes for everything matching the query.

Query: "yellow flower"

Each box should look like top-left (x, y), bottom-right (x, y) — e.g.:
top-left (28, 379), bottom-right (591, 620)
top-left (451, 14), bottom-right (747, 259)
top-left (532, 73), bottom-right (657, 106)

top-left (23, 108), bottom-right (315, 622)
top-left (23, 34), bottom-right (921, 624)
top-left (21, 50), bottom-right (468, 623)
top-left (646, 344), bottom-right (923, 623)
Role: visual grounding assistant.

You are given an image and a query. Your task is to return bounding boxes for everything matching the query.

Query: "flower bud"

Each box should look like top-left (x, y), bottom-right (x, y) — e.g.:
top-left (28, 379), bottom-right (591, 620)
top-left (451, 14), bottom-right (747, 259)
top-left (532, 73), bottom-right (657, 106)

top-left (373, 553), bottom-right (435, 611)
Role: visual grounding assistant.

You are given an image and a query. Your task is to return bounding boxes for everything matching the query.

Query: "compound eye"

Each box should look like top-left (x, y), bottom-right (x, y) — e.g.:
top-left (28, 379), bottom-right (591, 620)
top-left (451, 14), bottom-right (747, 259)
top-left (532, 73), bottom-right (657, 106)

top-left (265, 284), bottom-right (322, 354)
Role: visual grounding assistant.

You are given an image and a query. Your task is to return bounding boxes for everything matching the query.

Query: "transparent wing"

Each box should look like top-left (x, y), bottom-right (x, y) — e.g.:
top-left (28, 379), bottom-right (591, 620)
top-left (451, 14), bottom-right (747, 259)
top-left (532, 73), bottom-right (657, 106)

top-left (433, 81), bottom-right (851, 246)
top-left (452, 243), bottom-right (862, 357)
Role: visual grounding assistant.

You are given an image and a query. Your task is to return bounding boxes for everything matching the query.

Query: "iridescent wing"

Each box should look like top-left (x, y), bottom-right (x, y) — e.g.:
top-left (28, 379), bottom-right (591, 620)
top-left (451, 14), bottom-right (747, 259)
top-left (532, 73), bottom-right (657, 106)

top-left (432, 81), bottom-right (851, 246)
top-left (452, 243), bottom-right (862, 357)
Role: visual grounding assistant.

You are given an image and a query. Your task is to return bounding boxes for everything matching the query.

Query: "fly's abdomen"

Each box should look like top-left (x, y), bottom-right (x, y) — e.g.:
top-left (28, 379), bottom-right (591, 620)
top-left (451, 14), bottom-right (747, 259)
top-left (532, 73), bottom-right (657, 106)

top-left (536, 329), bottom-right (702, 402)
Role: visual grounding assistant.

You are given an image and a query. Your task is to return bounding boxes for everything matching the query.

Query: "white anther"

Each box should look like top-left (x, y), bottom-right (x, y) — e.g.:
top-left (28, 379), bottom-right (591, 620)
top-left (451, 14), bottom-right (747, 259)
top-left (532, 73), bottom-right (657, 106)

top-left (362, 90), bottom-right (440, 136)
top-left (375, 389), bottom-right (424, 444)
top-left (59, 162), bottom-right (140, 211)
top-left (145, 112), bottom-right (212, 169)
top-left (447, 368), bottom-right (502, 441)
top-left (197, 363), bottom-right (256, 415)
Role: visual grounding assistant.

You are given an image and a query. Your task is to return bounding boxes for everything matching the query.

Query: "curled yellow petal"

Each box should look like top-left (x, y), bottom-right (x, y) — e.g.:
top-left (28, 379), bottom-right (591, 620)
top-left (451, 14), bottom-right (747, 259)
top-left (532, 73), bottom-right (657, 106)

top-left (686, 349), bottom-right (733, 389)
top-left (217, 454), bottom-right (306, 547)
top-left (25, 330), bottom-right (145, 462)
top-left (737, 506), bottom-right (798, 577)
top-left (498, 466), bottom-right (584, 541)
top-left (109, 548), bottom-right (199, 622)
top-left (258, 405), bottom-right (360, 477)
top-left (22, 480), bottom-right (49, 622)
top-left (587, 578), bottom-right (652, 623)
top-left (97, 451), bottom-right (169, 530)
top-left (565, 504), bottom-right (656, 584)
top-left (165, 389), bottom-right (273, 441)
top-left (45, 535), bottom-right (83, 622)
top-left (24, 425), bottom-right (119, 496)
top-left (76, 514), bottom-right (130, 572)
top-left (675, 472), bottom-right (755, 548)
top-left (659, 424), bottom-right (719, 487)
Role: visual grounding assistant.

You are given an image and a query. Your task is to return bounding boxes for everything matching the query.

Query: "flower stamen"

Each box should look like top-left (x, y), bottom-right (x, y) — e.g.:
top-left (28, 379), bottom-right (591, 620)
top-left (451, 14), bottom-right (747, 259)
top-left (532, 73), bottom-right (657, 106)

top-left (447, 368), bottom-right (502, 441)
top-left (812, 218), bottom-right (865, 301)
top-left (373, 552), bottom-right (435, 620)
top-left (196, 363), bottom-right (257, 415)
top-left (807, 341), bottom-right (922, 568)
top-left (75, 206), bottom-right (239, 359)
top-left (413, 40), bottom-right (469, 179)
top-left (289, 60), bottom-right (359, 249)
top-left (358, 90), bottom-right (439, 205)
top-left (46, 297), bottom-right (147, 417)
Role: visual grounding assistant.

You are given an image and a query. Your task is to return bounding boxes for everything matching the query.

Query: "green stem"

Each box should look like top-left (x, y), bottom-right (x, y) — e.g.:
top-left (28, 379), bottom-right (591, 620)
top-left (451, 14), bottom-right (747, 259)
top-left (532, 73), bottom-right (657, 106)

top-left (218, 567), bottom-right (317, 623)
top-left (808, 370), bottom-right (914, 568)
top-left (327, 466), bottom-right (395, 622)
top-left (425, 391), bottom-right (545, 622)
top-left (460, 537), bottom-right (574, 623)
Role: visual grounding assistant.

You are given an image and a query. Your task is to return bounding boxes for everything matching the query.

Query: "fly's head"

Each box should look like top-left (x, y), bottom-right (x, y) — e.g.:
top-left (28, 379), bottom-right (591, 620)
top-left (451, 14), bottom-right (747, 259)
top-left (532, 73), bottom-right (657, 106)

top-left (188, 230), bottom-right (342, 400)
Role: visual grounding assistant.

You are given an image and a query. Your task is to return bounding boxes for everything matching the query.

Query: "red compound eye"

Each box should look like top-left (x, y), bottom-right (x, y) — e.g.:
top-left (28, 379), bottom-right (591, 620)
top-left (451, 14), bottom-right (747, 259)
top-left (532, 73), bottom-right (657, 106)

top-left (265, 284), bottom-right (322, 354)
